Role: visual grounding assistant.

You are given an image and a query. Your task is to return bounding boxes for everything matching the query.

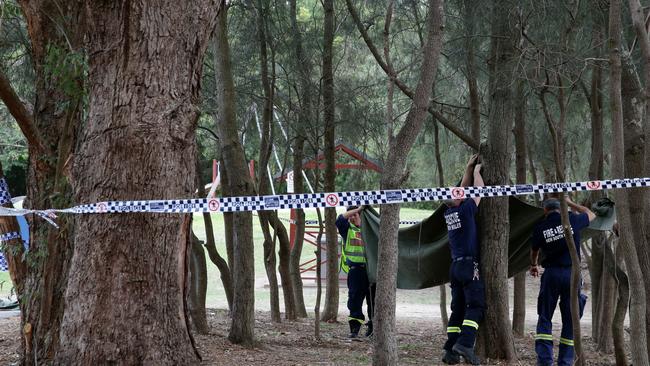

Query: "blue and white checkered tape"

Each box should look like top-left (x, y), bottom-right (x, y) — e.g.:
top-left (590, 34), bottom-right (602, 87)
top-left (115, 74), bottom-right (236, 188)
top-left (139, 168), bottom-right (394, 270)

top-left (0, 178), bottom-right (12, 205)
top-left (0, 177), bottom-right (648, 217)
top-left (0, 232), bottom-right (21, 272)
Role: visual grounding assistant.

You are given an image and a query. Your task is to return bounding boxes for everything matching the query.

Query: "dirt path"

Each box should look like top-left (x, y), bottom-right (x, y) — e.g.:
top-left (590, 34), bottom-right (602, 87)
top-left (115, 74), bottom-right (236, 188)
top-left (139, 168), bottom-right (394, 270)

top-left (0, 307), bottom-right (619, 365)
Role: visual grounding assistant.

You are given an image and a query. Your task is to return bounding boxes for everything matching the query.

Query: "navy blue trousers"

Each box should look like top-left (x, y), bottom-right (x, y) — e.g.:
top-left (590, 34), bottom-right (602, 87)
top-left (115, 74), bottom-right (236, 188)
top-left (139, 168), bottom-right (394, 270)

top-left (347, 264), bottom-right (376, 324)
top-left (535, 267), bottom-right (587, 366)
top-left (444, 259), bottom-right (485, 350)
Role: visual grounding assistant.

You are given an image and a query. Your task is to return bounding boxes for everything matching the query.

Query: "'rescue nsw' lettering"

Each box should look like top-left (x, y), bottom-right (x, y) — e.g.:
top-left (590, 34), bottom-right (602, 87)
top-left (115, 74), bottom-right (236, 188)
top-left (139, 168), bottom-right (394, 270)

top-left (445, 212), bottom-right (461, 231)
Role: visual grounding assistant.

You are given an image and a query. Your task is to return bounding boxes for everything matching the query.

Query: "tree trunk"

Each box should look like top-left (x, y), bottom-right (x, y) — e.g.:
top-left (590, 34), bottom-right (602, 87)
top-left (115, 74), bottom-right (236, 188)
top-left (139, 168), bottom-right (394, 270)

top-left (254, 0), bottom-right (281, 323)
top-left (625, 1), bottom-right (650, 352)
top-left (462, 0), bottom-right (480, 143)
top-left (5, 2), bottom-right (84, 364)
top-left (512, 79), bottom-right (526, 337)
top-left (373, 1), bottom-right (444, 364)
top-left (213, 1), bottom-right (256, 346)
top-left (608, 2), bottom-right (650, 364)
top-left (189, 232), bottom-right (210, 335)
top-left (433, 122), bottom-right (448, 328)
top-left (57, 2), bottom-right (220, 362)
top-left (289, 0), bottom-right (310, 318)
top-left (220, 159), bottom-right (235, 276)
top-left (320, 0), bottom-right (339, 323)
top-left (478, 0), bottom-right (516, 360)
top-left (197, 158), bottom-right (233, 311)
top-left (269, 215), bottom-right (296, 320)
top-left (604, 236), bottom-right (629, 365)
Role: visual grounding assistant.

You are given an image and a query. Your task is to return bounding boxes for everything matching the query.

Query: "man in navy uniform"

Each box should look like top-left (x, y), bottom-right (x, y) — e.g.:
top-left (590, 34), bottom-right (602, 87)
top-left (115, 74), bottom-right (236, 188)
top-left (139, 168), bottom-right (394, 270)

top-left (336, 206), bottom-right (376, 338)
top-left (530, 197), bottom-right (595, 366)
top-left (442, 155), bottom-right (484, 365)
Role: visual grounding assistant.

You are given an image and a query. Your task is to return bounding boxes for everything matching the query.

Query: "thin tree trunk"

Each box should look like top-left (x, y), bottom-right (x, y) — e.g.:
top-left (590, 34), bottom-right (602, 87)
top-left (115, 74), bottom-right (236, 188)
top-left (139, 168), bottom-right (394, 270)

top-left (433, 122), bottom-right (448, 328)
top-left (604, 236), bottom-right (629, 365)
top-left (478, 0), bottom-right (516, 360)
top-left (255, 0), bottom-right (281, 323)
top-left (220, 159), bottom-right (235, 277)
top-left (373, 1), bottom-right (444, 364)
top-left (197, 160), bottom-right (233, 311)
top-left (189, 232), bottom-right (210, 335)
top-left (289, 0), bottom-right (310, 319)
top-left (462, 0), bottom-right (480, 143)
top-left (608, 2), bottom-right (650, 363)
top-left (512, 79), bottom-right (526, 337)
top-left (314, 207), bottom-right (324, 340)
top-left (213, 2), bottom-right (256, 346)
top-left (269, 214), bottom-right (296, 320)
top-left (320, 0), bottom-right (339, 323)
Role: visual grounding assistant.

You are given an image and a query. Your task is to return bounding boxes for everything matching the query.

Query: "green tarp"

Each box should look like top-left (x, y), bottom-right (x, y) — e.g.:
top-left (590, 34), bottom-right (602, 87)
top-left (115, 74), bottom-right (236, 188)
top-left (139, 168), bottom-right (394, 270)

top-left (361, 198), bottom-right (615, 289)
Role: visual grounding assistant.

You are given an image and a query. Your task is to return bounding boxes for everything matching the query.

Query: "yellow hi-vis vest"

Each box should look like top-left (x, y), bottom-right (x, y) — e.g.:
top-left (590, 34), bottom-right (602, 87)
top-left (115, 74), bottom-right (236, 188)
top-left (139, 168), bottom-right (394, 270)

top-left (340, 224), bottom-right (366, 274)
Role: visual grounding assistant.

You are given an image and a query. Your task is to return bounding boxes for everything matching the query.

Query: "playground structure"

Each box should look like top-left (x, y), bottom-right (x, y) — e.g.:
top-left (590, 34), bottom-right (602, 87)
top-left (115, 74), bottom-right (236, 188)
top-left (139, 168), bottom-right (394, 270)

top-left (280, 142), bottom-right (383, 282)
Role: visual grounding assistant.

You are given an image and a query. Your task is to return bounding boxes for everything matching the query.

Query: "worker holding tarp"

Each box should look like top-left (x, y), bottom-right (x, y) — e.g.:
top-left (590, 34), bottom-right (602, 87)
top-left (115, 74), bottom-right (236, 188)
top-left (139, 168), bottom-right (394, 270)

top-left (441, 155), bottom-right (484, 366)
top-left (530, 197), bottom-right (595, 366)
top-left (336, 206), bottom-right (376, 338)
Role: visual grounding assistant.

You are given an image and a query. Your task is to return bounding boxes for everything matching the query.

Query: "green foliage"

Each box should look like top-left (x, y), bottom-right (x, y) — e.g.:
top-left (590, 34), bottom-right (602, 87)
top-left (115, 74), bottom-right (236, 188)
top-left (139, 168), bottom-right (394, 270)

top-left (43, 44), bottom-right (87, 104)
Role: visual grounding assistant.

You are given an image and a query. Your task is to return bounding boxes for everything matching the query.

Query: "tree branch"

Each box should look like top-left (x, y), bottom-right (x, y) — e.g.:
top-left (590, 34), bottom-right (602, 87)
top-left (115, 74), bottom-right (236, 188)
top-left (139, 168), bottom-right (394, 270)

top-left (0, 69), bottom-right (48, 155)
top-left (344, 0), bottom-right (480, 150)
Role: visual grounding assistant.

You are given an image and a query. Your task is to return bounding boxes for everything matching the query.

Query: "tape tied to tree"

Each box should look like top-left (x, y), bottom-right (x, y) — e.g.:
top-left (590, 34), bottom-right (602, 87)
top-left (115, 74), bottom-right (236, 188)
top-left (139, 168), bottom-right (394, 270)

top-left (0, 177), bottom-right (645, 216)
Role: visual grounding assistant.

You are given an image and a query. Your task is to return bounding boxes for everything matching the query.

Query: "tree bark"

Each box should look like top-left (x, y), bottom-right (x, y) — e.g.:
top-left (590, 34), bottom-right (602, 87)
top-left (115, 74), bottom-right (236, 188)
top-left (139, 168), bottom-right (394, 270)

top-left (11, 1), bottom-right (83, 363)
top-left (604, 236), bottom-right (629, 365)
top-left (254, 0), bottom-right (281, 323)
top-left (462, 0), bottom-right (480, 143)
top-left (512, 79), bottom-right (526, 337)
top-left (56, 2), bottom-right (220, 363)
top-left (289, 0), bottom-right (309, 319)
top-left (608, 1), bottom-right (650, 363)
top-left (213, 1), bottom-right (257, 346)
top-left (625, 0), bottom-right (650, 353)
top-left (478, 0), bottom-right (516, 360)
top-left (197, 159), bottom-right (233, 311)
top-left (433, 122), bottom-right (448, 328)
top-left (189, 232), bottom-right (210, 335)
top-left (320, 0), bottom-right (339, 323)
top-left (373, 1), bottom-right (444, 364)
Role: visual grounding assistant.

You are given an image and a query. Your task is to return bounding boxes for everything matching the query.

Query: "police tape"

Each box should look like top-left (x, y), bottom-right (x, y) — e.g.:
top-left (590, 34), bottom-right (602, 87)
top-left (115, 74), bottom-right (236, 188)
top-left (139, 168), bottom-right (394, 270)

top-left (0, 176), bottom-right (648, 217)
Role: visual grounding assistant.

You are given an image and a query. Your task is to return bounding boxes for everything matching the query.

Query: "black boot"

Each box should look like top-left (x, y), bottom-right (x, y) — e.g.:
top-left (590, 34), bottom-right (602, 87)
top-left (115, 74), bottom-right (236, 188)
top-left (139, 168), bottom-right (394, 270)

top-left (452, 344), bottom-right (481, 365)
top-left (348, 320), bottom-right (361, 338)
top-left (441, 350), bottom-right (460, 365)
top-left (364, 321), bottom-right (373, 337)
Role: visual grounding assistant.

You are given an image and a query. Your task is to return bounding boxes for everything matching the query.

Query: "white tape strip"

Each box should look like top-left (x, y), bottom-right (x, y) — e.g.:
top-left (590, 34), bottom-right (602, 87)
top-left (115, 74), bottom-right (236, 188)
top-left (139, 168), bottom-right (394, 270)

top-left (0, 177), bottom-right (646, 216)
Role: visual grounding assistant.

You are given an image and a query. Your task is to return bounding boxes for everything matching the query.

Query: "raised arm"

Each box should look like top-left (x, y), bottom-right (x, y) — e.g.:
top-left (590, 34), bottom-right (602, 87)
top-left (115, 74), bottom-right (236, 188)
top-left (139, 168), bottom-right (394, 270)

top-left (565, 196), bottom-right (596, 222)
top-left (460, 154), bottom-right (479, 187)
top-left (472, 164), bottom-right (483, 206)
top-left (341, 206), bottom-right (363, 219)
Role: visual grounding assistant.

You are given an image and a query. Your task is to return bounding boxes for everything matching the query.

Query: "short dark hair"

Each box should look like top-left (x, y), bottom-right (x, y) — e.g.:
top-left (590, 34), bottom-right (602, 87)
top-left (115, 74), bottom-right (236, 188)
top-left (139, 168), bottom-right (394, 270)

top-left (543, 198), bottom-right (560, 211)
top-left (346, 205), bottom-right (359, 212)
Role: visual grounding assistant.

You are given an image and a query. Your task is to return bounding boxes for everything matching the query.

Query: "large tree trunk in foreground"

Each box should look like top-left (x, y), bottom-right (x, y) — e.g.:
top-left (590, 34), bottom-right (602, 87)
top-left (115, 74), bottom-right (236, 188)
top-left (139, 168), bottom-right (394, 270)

top-left (213, 3), bottom-right (256, 345)
top-left (433, 123), bottom-right (448, 328)
top-left (608, 2), bottom-right (650, 364)
top-left (9, 1), bottom-right (83, 363)
top-left (373, 1), bottom-right (444, 364)
top-left (320, 0), bottom-right (339, 323)
top-left (478, 0), bottom-right (516, 360)
top-left (56, 2), bottom-right (220, 363)
top-left (604, 236), bottom-right (629, 366)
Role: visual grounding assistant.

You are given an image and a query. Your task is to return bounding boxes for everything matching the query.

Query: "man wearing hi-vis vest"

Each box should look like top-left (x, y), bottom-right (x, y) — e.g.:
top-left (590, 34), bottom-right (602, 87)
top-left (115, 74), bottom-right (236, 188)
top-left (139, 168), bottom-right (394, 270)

top-left (336, 205), bottom-right (376, 339)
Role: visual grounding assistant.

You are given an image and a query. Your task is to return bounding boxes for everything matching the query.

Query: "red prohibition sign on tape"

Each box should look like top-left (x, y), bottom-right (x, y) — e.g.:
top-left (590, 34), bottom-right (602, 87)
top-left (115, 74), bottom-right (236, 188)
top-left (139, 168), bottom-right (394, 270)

top-left (586, 181), bottom-right (601, 190)
top-left (451, 187), bottom-right (465, 199)
top-left (325, 193), bottom-right (339, 207)
top-left (97, 202), bottom-right (108, 213)
top-left (208, 199), bottom-right (220, 212)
